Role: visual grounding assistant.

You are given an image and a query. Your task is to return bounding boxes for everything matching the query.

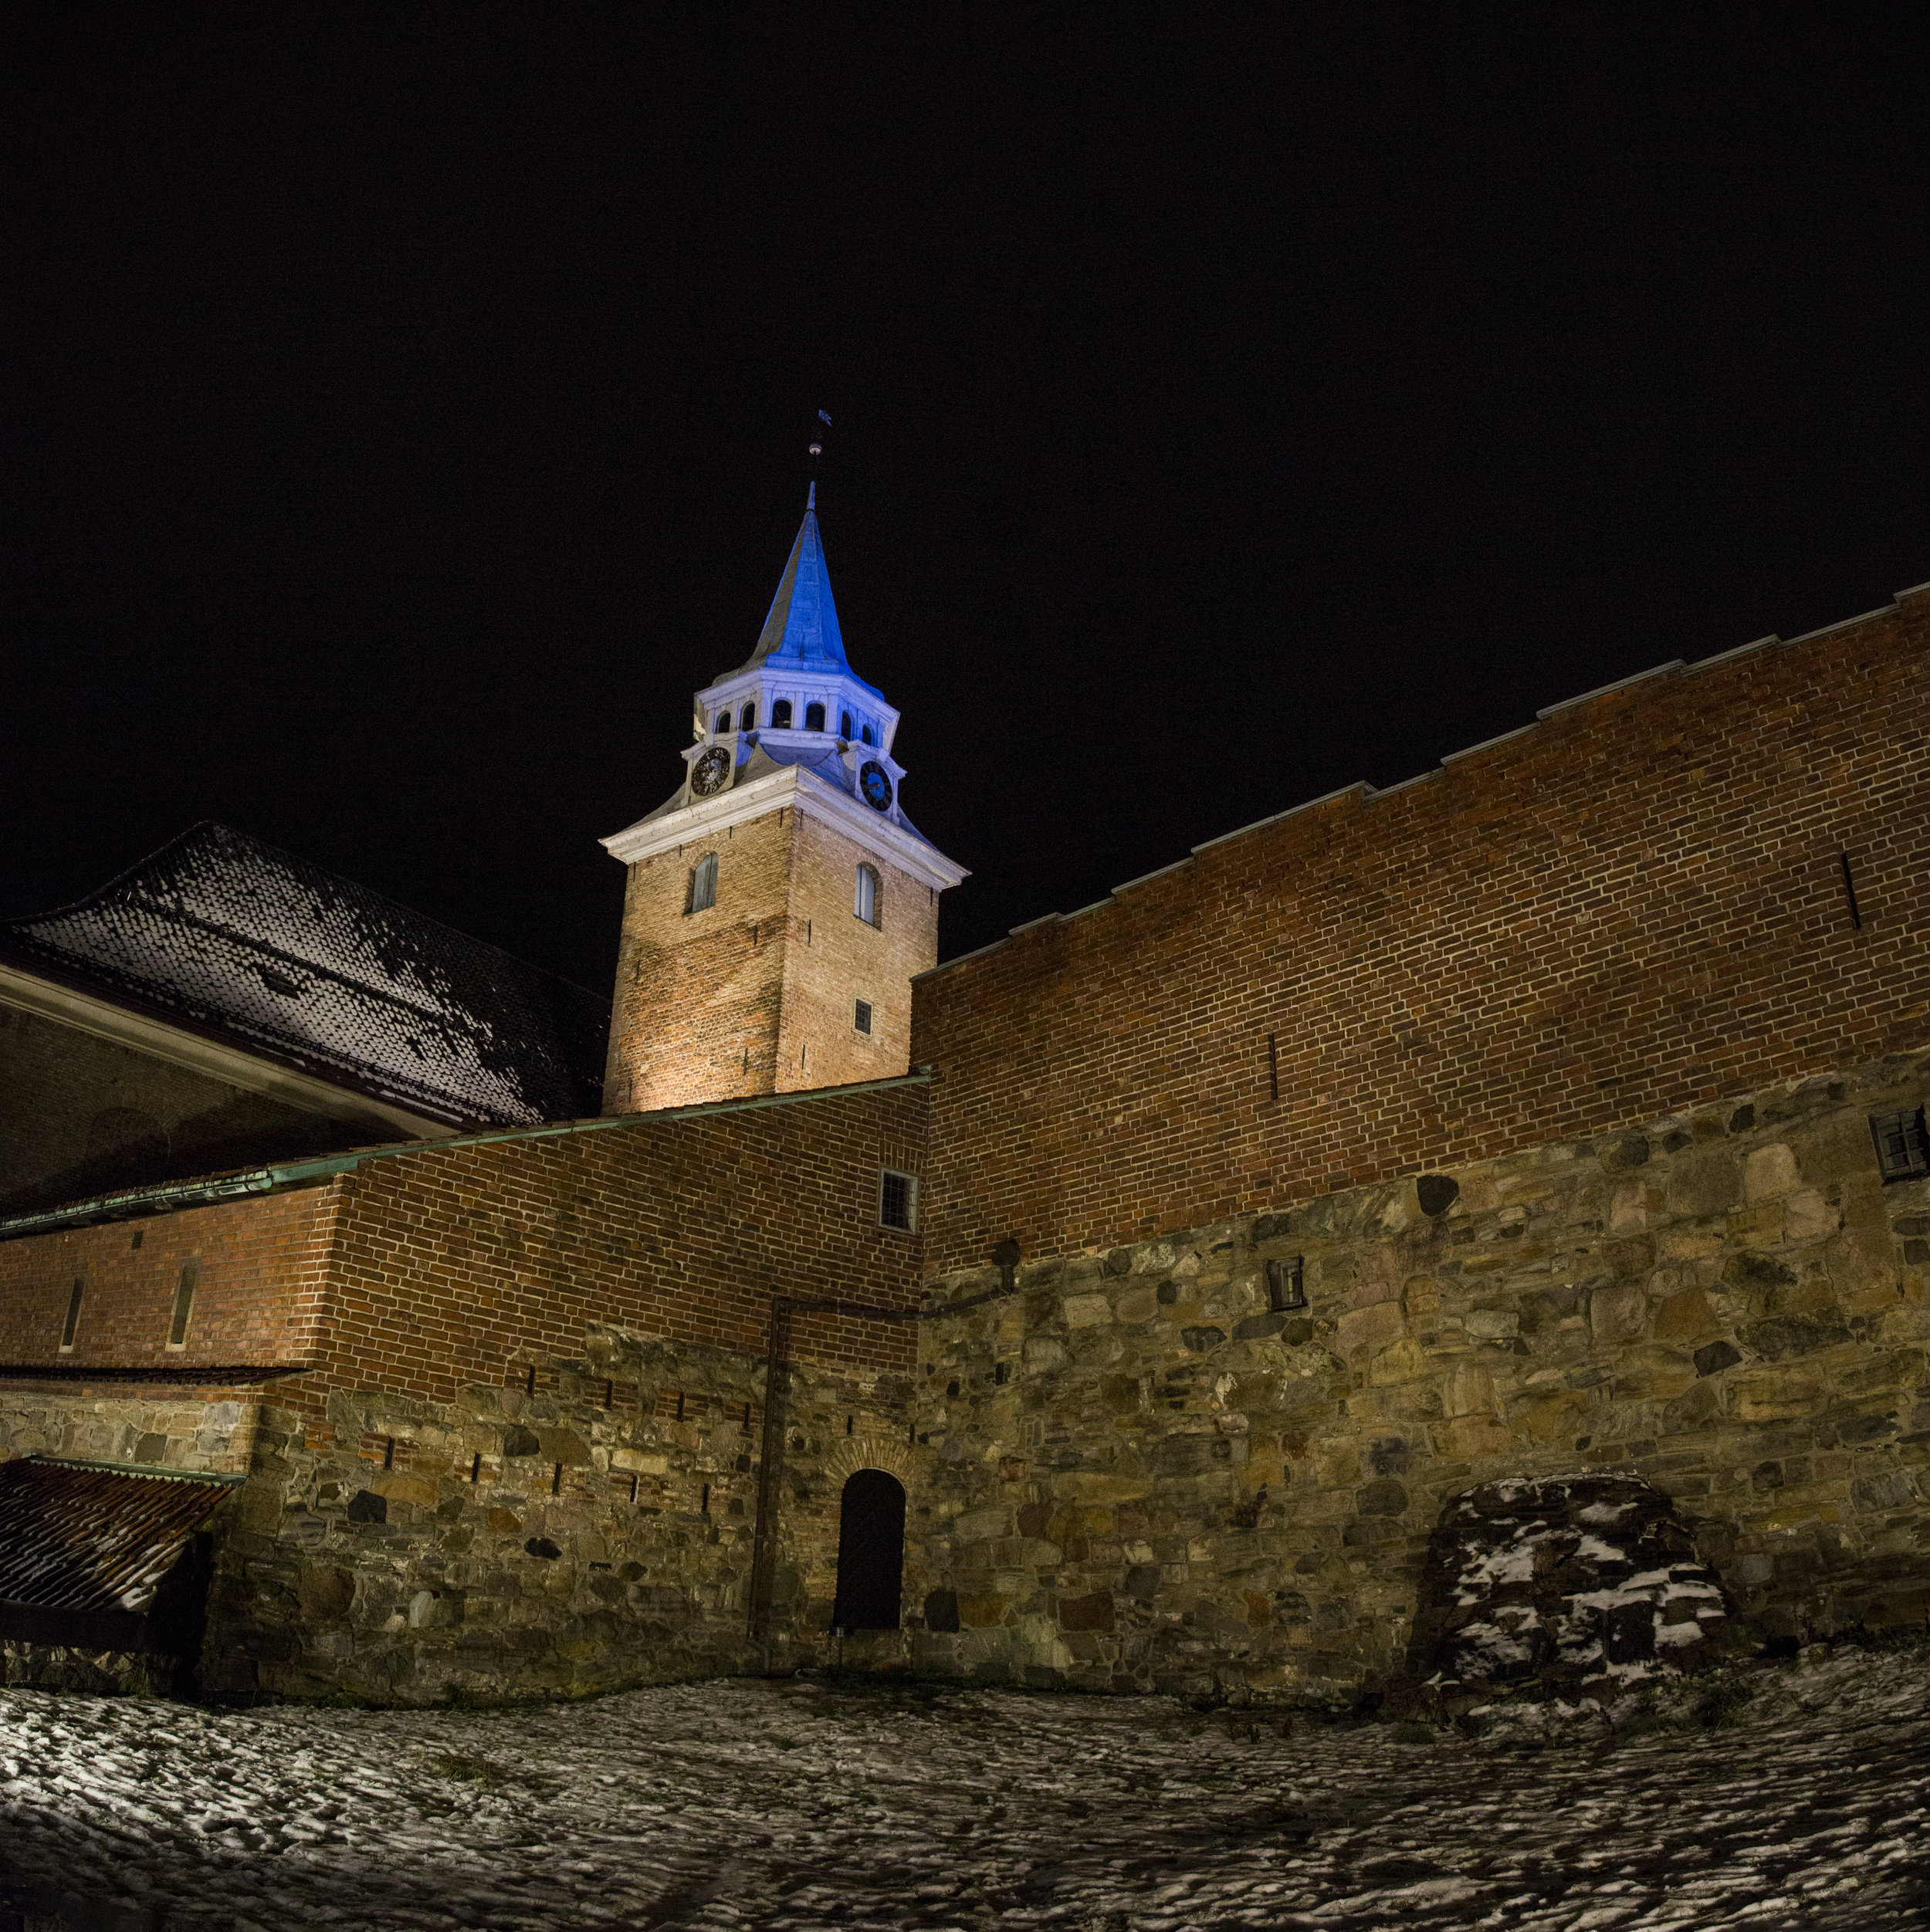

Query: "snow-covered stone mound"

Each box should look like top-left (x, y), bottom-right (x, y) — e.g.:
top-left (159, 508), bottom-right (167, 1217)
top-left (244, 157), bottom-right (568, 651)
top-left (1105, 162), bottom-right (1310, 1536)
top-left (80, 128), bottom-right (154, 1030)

top-left (1407, 1474), bottom-right (1745, 1709)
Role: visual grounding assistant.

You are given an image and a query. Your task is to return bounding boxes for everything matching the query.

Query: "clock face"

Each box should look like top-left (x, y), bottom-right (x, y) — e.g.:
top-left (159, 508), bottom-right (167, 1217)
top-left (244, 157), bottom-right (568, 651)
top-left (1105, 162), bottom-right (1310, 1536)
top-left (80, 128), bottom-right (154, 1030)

top-left (691, 746), bottom-right (732, 797)
top-left (858, 760), bottom-right (892, 812)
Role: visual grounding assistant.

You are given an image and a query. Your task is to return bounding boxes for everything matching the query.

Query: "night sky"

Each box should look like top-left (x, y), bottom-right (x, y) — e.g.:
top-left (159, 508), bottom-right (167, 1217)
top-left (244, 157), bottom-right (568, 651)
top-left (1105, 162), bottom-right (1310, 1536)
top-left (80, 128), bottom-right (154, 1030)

top-left (8, 8), bottom-right (1929, 996)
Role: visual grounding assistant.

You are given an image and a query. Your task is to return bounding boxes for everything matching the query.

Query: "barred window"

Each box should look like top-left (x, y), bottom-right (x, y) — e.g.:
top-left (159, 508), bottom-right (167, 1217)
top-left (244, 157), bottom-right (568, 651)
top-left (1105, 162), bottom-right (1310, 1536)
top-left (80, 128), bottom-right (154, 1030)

top-left (854, 863), bottom-right (879, 925)
top-left (687, 852), bottom-right (718, 915)
top-left (855, 999), bottom-right (873, 1035)
top-left (1871, 1108), bottom-right (1930, 1183)
top-left (879, 1167), bottom-right (918, 1232)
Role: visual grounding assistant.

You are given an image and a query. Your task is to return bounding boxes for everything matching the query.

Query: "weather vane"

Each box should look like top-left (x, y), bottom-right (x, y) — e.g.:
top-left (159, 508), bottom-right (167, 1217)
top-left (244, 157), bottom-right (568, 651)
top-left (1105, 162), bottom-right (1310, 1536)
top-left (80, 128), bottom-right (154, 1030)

top-left (808, 409), bottom-right (831, 475)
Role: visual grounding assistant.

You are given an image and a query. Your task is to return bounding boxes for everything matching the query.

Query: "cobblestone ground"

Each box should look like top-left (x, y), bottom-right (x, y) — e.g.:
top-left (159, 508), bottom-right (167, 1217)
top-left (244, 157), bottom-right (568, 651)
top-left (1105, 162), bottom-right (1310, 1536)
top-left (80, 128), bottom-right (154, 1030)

top-left (0, 1645), bottom-right (1925, 1930)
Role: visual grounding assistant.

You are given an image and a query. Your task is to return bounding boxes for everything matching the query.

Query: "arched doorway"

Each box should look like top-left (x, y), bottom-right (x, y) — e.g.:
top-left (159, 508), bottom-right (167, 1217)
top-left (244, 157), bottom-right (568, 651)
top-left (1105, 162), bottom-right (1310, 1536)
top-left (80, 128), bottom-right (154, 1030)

top-left (830, 1469), bottom-right (906, 1632)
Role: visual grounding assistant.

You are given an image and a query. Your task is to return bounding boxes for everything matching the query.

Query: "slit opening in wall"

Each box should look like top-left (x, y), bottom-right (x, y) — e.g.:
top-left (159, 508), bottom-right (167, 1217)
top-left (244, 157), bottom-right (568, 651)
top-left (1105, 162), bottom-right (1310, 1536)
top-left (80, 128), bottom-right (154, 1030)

top-left (700, 1483), bottom-right (710, 1515)
top-left (166, 1259), bottom-right (198, 1350)
top-left (469, 1453), bottom-right (481, 1484)
top-left (383, 1436), bottom-right (396, 1470)
top-left (1839, 851), bottom-right (1864, 929)
top-left (59, 1277), bottom-right (84, 1352)
top-left (628, 1473), bottom-right (639, 1504)
top-left (1267, 1032), bottom-right (1279, 1103)
top-left (552, 1463), bottom-right (564, 1495)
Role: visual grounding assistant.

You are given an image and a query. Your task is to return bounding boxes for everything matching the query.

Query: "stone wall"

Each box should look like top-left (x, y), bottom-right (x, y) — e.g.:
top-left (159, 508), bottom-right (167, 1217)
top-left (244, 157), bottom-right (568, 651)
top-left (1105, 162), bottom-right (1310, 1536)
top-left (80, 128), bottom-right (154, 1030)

top-left (899, 1054), bottom-right (1930, 1700)
top-left (208, 1321), bottom-right (917, 1703)
top-left (911, 587), bottom-right (1930, 1274)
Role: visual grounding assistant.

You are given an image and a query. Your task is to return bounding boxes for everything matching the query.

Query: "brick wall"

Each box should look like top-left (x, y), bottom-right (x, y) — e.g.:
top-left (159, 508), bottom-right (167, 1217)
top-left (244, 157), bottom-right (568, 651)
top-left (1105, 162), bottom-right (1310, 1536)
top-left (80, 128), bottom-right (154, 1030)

top-left (775, 807), bottom-right (939, 1093)
top-left (605, 801), bottom-right (943, 1114)
top-left (0, 1187), bottom-right (337, 1368)
top-left (605, 808), bottom-right (796, 1112)
top-left (912, 591), bottom-right (1930, 1274)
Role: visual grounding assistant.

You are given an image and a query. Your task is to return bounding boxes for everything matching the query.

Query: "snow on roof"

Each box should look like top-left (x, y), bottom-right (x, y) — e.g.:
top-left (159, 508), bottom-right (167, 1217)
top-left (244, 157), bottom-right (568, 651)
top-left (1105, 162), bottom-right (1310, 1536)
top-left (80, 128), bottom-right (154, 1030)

top-left (0, 1454), bottom-right (239, 1614)
top-left (0, 823), bottom-right (608, 1127)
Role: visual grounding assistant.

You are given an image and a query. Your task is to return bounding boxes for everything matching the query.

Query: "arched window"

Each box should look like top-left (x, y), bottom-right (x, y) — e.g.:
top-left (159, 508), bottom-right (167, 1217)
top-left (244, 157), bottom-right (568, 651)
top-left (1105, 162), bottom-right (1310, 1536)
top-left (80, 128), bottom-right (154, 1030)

top-left (804, 700), bottom-right (825, 733)
top-left (830, 1469), bottom-right (906, 1633)
top-left (772, 699), bottom-right (793, 729)
top-left (854, 863), bottom-right (879, 925)
top-left (686, 852), bottom-right (718, 915)
top-left (740, 701), bottom-right (756, 731)
top-left (860, 724), bottom-right (875, 746)
top-left (840, 709), bottom-right (853, 739)
top-left (716, 709), bottom-right (731, 734)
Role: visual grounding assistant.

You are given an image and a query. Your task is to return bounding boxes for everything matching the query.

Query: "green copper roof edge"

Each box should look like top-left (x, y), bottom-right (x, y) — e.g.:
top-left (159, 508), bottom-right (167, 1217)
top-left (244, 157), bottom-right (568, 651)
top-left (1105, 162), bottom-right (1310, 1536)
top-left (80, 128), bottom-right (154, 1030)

top-left (0, 1070), bottom-right (934, 1242)
top-left (19, 1452), bottom-right (247, 1487)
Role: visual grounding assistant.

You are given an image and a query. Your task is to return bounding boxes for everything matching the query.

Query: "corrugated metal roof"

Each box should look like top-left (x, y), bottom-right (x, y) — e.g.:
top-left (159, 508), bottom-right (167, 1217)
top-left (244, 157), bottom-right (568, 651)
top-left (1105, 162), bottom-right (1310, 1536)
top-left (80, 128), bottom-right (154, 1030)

top-left (0, 1454), bottom-right (240, 1615)
top-left (0, 821), bottom-right (608, 1127)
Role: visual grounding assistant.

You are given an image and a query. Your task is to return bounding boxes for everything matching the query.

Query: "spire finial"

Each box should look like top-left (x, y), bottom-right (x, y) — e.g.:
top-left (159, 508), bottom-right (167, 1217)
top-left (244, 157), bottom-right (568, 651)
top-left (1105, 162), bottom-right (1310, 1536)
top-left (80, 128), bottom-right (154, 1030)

top-left (807, 408), bottom-right (831, 507)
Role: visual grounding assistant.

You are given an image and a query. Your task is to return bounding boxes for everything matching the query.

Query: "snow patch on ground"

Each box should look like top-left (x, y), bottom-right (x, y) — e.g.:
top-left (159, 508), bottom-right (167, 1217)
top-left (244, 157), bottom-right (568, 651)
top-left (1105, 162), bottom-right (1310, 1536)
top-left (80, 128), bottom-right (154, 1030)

top-left (0, 1643), bottom-right (1925, 1929)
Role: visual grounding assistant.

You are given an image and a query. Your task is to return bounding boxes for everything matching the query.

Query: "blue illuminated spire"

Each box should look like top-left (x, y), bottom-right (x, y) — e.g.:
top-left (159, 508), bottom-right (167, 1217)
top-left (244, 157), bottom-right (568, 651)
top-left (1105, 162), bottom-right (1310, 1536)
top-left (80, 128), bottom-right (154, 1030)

top-left (739, 482), bottom-right (849, 672)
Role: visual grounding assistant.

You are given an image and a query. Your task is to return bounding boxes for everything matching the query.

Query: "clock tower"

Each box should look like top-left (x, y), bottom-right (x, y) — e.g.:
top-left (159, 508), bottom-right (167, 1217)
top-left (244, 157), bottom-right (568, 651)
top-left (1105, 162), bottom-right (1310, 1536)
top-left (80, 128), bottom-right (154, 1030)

top-left (601, 486), bottom-right (967, 1114)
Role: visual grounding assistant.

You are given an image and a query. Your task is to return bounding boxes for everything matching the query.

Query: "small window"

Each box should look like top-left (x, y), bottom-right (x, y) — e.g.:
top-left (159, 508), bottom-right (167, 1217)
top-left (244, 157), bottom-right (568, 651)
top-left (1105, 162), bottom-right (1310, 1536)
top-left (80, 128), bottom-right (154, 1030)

top-left (1871, 1108), bottom-right (1930, 1183)
top-left (855, 998), bottom-right (873, 1034)
top-left (840, 710), bottom-right (853, 739)
top-left (59, 1277), bottom-right (84, 1352)
top-left (1265, 1257), bottom-right (1307, 1312)
top-left (861, 723), bottom-right (875, 746)
top-left (740, 701), bottom-right (756, 730)
top-left (687, 852), bottom-right (719, 914)
top-left (879, 1168), bottom-right (918, 1232)
top-left (854, 863), bottom-right (879, 925)
top-left (716, 709), bottom-right (731, 733)
top-left (167, 1258), bottom-right (198, 1349)
top-left (772, 699), bottom-right (794, 729)
top-left (805, 700), bottom-right (826, 732)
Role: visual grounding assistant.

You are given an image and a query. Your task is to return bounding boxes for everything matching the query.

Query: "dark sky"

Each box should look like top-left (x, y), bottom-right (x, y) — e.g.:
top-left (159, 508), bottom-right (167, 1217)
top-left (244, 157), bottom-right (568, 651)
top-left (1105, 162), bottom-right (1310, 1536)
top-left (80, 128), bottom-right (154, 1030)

top-left (7, 7), bottom-right (1928, 993)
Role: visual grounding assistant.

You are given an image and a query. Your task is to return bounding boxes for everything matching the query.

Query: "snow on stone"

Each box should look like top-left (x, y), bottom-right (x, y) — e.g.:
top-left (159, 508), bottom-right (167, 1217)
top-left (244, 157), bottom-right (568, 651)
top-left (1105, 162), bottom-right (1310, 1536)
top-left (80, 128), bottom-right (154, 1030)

top-left (0, 1644), bottom-right (1925, 1930)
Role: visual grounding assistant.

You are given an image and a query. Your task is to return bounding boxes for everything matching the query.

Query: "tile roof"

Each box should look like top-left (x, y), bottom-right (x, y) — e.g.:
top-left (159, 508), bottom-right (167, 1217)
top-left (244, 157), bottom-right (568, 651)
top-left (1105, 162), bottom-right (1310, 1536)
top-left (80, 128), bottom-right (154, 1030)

top-left (1, 823), bottom-right (608, 1127)
top-left (0, 1455), bottom-right (239, 1614)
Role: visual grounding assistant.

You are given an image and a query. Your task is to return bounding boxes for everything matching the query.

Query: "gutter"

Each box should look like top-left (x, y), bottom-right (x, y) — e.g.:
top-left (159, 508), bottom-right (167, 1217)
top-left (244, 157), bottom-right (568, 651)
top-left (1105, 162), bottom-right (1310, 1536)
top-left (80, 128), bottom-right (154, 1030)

top-left (0, 1068), bottom-right (935, 1243)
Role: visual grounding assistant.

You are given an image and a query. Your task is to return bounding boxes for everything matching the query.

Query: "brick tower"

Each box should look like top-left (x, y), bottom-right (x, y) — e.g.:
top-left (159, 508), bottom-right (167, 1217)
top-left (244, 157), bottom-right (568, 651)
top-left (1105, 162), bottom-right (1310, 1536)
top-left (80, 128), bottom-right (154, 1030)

top-left (601, 486), bottom-right (967, 1113)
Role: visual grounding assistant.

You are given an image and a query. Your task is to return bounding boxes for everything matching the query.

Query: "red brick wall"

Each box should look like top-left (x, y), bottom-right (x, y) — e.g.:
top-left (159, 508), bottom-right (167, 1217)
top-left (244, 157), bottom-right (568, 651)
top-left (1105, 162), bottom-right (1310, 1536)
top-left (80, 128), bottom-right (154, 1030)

top-left (912, 590), bottom-right (1930, 1273)
top-left (0, 1186), bottom-right (337, 1367)
top-left (310, 1081), bottom-right (929, 1406)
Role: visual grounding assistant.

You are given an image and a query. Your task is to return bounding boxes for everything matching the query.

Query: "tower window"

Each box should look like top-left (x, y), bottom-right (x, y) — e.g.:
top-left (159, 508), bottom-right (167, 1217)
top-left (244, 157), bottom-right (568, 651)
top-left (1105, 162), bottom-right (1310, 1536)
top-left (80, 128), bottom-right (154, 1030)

top-left (861, 724), bottom-right (875, 746)
top-left (167, 1259), bottom-right (198, 1349)
top-left (805, 700), bottom-right (826, 732)
top-left (740, 702), bottom-right (756, 730)
top-left (716, 709), bottom-right (731, 733)
top-left (840, 710), bottom-right (853, 739)
top-left (878, 1168), bottom-right (919, 1233)
top-left (854, 863), bottom-right (879, 925)
top-left (687, 852), bottom-right (719, 915)
top-left (855, 998), bottom-right (873, 1034)
top-left (772, 699), bottom-right (794, 729)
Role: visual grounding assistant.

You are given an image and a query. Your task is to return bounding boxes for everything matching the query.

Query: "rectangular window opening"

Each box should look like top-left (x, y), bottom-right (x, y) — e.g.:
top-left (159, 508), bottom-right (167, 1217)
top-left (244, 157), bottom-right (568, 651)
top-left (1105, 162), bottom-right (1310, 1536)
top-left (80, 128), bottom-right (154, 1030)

top-left (686, 851), bottom-right (718, 915)
top-left (1871, 1108), bottom-right (1930, 1183)
top-left (1265, 1257), bottom-right (1307, 1312)
top-left (552, 1462), bottom-right (564, 1495)
top-left (382, 1435), bottom-right (396, 1470)
top-left (469, 1453), bottom-right (482, 1484)
top-left (700, 1483), bottom-right (711, 1515)
top-left (879, 1167), bottom-right (919, 1233)
top-left (59, 1277), bottom-right (84, 1352)
top-left (854, 998), bottom-right (873, 1035)
top-left (166, 1259), bottom-right (198, 1349)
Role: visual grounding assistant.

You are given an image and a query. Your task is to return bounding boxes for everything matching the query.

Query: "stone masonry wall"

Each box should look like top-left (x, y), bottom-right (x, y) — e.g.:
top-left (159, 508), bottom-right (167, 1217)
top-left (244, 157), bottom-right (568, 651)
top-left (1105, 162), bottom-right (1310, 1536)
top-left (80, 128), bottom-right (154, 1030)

top-left (911, 588), bottom-right (1930, 1274)
top-left (897, 1054), bottom-right (1930, 1701)
top-left (219, 1321), bottom-right (916, 1704)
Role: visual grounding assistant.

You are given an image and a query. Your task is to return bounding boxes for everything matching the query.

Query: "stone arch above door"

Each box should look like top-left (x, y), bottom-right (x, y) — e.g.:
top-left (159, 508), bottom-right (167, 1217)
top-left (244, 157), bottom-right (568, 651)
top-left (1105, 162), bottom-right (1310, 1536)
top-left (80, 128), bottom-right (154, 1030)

top-left (824, 1434), bottom-right (915, 1488)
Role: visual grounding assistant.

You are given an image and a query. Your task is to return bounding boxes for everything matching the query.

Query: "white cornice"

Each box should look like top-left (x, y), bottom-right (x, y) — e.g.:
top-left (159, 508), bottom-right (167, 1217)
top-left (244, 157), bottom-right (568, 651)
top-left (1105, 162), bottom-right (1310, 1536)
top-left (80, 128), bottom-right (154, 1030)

top-left (0, 960), bottom-right (457, 1141)
top-left (601, 764), bottom-right (968, 892)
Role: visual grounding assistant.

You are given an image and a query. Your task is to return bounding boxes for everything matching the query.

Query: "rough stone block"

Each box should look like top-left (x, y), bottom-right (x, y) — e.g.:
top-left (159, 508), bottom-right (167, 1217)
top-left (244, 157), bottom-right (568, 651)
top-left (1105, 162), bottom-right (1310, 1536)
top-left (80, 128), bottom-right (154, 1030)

top-left (1337, 1301), bottom-right (1404, 1355)
top-left (1063, 1294), bottom-right (1111, 1328)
